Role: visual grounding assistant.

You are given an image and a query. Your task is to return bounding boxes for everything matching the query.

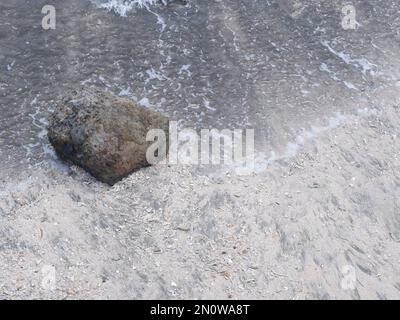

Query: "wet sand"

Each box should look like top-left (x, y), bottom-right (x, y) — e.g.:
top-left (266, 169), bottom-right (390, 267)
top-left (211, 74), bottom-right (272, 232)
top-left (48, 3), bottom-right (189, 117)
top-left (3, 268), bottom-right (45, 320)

top-left (1, 0), bottom-right (400, 299)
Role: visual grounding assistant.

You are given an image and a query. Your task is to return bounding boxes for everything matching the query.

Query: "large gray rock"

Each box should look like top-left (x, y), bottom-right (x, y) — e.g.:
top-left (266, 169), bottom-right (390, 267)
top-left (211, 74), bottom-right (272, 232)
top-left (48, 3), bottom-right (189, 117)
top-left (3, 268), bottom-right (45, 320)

top-left (48, 87), bottom-right (169, 185)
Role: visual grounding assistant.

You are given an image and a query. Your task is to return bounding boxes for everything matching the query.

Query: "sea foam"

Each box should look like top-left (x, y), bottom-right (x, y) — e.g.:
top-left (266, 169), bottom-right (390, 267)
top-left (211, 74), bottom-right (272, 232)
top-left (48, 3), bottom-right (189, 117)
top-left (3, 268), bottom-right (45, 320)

top-left (92, 0), bottom-right (158, 16)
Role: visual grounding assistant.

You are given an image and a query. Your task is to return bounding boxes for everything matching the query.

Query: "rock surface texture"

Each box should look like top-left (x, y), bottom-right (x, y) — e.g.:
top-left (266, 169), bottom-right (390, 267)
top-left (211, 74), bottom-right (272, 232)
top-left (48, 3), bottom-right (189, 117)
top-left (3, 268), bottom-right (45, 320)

top-left (48, 87), bottom-right (169, 185)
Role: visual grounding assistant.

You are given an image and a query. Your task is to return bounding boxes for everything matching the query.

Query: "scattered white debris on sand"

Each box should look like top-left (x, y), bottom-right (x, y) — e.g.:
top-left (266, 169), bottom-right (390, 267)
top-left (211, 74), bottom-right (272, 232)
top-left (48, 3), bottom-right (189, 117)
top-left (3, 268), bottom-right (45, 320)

top-left (1, 101), bottom-right (400, 299)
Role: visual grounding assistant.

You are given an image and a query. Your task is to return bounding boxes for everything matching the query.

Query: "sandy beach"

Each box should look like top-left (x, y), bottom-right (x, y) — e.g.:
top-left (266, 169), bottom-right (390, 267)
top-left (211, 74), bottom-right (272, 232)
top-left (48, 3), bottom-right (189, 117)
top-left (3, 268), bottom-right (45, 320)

top-left (1, 0), bottom-right (400, 299)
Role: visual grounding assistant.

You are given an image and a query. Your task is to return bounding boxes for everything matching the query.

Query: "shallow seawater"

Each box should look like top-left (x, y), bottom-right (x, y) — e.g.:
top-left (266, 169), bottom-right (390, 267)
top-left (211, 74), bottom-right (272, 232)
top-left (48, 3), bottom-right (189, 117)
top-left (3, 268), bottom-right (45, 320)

top-left (1, 0), bottom-right (400, 180)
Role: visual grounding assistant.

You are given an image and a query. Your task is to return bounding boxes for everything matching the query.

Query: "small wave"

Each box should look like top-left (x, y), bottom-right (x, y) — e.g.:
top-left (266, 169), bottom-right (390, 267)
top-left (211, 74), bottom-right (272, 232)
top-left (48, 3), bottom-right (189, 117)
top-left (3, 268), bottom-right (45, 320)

top-left (92, 0), bottom-right (158, 16)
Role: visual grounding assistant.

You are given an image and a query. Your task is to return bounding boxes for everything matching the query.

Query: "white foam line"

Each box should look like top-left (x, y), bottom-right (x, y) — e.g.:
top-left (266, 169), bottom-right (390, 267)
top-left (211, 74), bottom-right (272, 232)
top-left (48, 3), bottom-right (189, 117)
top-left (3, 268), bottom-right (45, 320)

top-left (147, 8), bottom-right (167, 34)
top-left (320, 63), bottom-right (358, 91)
top-left (321, 40), bottom-right (378, 76)
top-left (231, 108), bottom-right (381, 175)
